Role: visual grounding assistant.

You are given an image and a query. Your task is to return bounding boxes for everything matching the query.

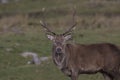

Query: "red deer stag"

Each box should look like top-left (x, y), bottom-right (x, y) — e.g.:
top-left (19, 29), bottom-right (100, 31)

top-left (40, 12), bottom-right (120, 80)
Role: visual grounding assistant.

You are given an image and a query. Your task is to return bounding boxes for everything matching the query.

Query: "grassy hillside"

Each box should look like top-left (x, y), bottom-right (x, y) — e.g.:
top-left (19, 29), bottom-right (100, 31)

top-left (0, 0), bottom-right (120, 80)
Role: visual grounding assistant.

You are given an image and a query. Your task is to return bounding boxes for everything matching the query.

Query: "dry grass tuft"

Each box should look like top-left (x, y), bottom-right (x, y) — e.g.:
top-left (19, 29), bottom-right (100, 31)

top-left (0, 14), bottom-right (28, 34)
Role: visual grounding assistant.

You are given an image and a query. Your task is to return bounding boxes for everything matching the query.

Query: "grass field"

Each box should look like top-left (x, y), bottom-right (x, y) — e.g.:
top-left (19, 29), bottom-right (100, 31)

top-left (0, 0), bottom-right (120, 80)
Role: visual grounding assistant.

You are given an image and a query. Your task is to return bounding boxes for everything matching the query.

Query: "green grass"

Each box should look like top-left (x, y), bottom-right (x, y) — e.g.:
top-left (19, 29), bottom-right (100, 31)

top-left (0, 60), bottom-right (104, 80)
top-left (0, 0), bottom-right (120, 80)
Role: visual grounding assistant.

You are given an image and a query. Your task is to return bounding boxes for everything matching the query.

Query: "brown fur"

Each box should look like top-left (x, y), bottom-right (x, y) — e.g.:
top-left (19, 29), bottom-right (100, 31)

top-left (52, 43), bottom-right (120, 80)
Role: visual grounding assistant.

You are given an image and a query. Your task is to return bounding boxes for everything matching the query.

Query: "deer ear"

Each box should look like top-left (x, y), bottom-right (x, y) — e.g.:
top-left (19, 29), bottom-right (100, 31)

top-left (64, 35), bottom-right (72, 41)
top-left (47, 35), bottom-right (54, 41)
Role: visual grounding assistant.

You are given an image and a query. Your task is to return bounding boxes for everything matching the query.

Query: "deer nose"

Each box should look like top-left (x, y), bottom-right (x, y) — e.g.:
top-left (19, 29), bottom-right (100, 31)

top-left (56, 47), bottom-right (62, 53)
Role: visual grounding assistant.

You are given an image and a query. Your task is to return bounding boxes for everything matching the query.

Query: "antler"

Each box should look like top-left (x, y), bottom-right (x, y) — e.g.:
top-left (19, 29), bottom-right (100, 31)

top-left (40, 20), bottom-right (56, 35)
top-left (40, 9), bottom-right (56, 35)
top-left (63, 8), bottom-right (77, 35)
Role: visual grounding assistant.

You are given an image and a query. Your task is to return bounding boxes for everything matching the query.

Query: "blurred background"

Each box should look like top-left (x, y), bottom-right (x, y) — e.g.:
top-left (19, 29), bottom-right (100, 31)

top-left (0, 0), bottom-right (120, 80)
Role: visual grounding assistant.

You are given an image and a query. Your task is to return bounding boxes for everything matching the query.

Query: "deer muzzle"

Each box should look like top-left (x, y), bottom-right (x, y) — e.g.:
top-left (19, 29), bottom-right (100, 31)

top-left (56, 47), bottom-right (62, 53)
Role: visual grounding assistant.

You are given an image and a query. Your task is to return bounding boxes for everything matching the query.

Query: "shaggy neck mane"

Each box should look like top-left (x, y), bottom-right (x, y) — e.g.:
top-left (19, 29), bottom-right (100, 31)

top-left (52, 44), bottom-right (70, 69)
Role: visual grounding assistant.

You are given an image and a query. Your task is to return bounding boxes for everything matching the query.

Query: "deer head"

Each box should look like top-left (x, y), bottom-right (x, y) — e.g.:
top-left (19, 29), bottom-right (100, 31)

top-left (40, 10), bottom-right (77, 54)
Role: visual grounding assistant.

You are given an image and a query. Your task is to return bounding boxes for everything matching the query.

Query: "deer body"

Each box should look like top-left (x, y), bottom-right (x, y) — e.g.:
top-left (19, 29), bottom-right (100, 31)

top-left (52, 43), bottom-right (120, 80)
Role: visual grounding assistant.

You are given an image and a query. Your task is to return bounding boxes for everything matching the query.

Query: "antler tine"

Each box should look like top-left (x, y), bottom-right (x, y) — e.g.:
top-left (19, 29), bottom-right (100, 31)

top-left (40, 8), bottom-right (56, 35)
top-left (40, 20), bottom-right (56, 35)
top-left (63, 7), bottom-right (77, 35)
